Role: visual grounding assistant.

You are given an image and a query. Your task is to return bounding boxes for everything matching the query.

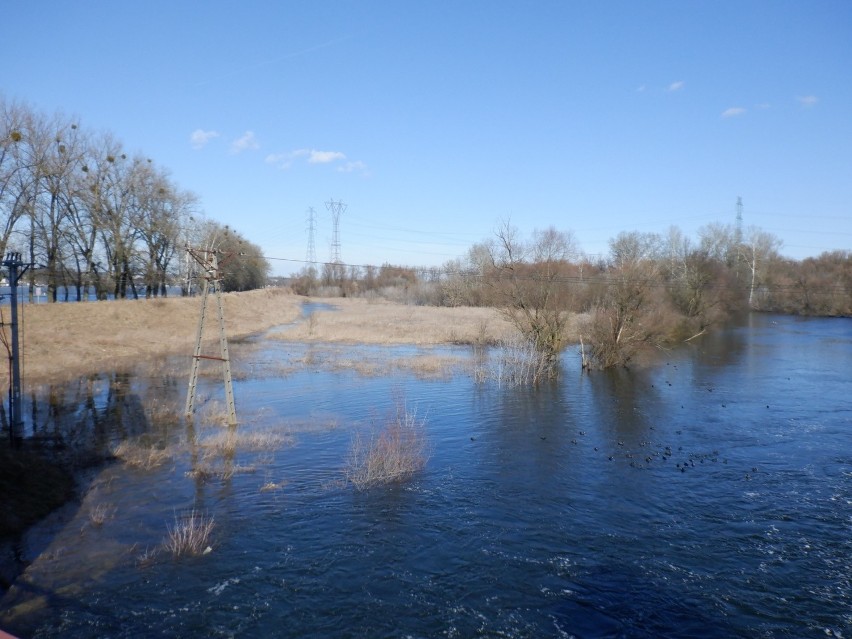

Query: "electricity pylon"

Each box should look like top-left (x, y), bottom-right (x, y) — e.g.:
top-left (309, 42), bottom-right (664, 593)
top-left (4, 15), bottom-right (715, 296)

top-left (184, 246), bottom-right (237, 425)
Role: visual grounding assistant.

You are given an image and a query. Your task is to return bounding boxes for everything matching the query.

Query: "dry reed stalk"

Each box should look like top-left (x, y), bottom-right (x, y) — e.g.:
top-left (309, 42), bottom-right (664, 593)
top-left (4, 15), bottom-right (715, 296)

top-left (163, 510), bottom-right (215, 557)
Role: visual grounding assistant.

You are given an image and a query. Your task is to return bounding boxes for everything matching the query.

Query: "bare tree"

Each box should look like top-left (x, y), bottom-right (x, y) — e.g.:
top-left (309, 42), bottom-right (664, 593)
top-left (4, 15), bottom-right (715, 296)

top-left (485, 221), bottom-right (580, 381)
top-left (0, 98), bottom-right (31, 258)
top-left (743, 226), bottom-right (782, 309)
top-left (580, 231), bottom-right (667, 369)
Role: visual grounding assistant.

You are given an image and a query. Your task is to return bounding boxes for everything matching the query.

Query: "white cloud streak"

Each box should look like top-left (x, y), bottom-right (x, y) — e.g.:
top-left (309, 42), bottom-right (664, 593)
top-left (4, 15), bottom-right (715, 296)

top-left (721, 107), bottom-right (746, 118)
top-left (667, 80), bottom-right (685, 92)
top-left (797, 95), bottom-right (818, 107)
top-left (190, 129), bottom-right (220, 149)
top-left (231, 131), bottom-right (260, 153)
top-left (307, 150), bottom-right (346, 164)
top-left (266, 148), bottom-right (360, 170)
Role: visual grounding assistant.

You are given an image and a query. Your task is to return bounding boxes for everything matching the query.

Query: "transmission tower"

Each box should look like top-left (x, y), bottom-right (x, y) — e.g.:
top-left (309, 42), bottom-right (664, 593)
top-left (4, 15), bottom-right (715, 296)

top-left (735, 196), bottom-right (743, 245)
top-left (184, 246), bottom-right (237, 426)
top-left (325, 198), bottom-right (346, 265)
top-left (305, 206), bottom-right (317, 268)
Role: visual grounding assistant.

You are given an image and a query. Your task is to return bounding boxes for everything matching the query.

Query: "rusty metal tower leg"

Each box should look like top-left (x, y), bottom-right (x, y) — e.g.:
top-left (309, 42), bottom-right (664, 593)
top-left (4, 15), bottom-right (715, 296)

top-left (213, 268), bottom-right (237, 425)
top-left (185, 275), bottom-right (210, 418)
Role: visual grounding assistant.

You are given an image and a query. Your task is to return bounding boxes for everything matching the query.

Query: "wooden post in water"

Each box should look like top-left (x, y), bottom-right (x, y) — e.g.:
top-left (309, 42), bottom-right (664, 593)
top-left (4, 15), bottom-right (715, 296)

top-left (184, 247), bottom-right (237, 425)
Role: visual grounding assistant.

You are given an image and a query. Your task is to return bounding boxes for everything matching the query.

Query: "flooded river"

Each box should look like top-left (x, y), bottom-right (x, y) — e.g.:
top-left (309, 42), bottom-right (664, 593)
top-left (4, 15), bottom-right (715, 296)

top-left (1, 313), bottom-right (849, 637)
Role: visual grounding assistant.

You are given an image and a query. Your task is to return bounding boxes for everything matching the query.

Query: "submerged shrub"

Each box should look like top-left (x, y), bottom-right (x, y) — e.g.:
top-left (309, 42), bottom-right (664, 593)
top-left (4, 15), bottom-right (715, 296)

top-left (163, 510), bottom-right (215, 557)
top-left (345, 403), bottom-right (429, 491)
top-left (473, 336), bottom-right (553, 386)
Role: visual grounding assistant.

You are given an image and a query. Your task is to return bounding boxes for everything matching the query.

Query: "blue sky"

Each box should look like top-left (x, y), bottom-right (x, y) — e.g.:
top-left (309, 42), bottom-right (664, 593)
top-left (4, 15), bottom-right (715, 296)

top-left (3, 1), bottom-right (850, 275)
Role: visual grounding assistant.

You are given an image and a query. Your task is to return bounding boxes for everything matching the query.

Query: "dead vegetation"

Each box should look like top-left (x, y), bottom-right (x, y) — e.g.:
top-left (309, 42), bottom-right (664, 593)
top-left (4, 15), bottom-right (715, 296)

top-left (6, 288), bottom-right (301, 385)
top-left (163, 510), bottom-right (215, 557)
top-left (276, 298), bottom-right (518, 346)
top-left (111, 441), bottom-right (175, 470)
top-left (345, 401), bottom-right (430, 491)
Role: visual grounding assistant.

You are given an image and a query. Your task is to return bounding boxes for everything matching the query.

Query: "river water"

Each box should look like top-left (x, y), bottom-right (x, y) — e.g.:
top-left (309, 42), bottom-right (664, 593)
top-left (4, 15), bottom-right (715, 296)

top-left (1, 313), bottom-right (850, 638)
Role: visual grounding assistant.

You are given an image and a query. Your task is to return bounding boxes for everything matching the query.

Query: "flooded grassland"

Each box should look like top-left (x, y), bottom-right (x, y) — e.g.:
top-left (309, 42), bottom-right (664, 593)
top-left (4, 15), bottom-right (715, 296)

top-left (0, 308), bottom-right (850, 638)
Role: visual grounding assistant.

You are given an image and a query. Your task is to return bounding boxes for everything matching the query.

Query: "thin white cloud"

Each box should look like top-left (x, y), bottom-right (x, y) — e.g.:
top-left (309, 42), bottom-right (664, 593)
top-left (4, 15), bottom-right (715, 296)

top-left (337, 160), bottom-right (367, 174)
top-left (266, 148), bottom-right (353, 169)
top-left (231, 131), bottom-right (260, 154)
top-left (307, 150), bottom-right (346, 164)
top-left (755, 102), bottom-right (771, 110)
top-left (636, 84), bottom-right (646, 93)
top-left (667, 80), bottom-right (685, 92)
top-left (190, 129), bottom-right (219, 149)
top-left (797, 95), bottom-right (818, 107)
top-left (721, 107), bottom-right (746, 118)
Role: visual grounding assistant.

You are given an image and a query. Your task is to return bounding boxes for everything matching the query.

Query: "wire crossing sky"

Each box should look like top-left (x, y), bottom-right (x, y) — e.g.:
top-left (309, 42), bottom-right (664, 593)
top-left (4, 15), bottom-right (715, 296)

top-left (3, 1), bottom-right (850, 275)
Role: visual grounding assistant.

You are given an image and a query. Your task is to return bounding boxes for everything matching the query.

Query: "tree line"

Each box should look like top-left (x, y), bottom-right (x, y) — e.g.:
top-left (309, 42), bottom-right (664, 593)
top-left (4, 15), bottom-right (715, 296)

top-left (294, 221), bottom-right (850, 376)
top-left (0, 97), bottom-right (268, 301)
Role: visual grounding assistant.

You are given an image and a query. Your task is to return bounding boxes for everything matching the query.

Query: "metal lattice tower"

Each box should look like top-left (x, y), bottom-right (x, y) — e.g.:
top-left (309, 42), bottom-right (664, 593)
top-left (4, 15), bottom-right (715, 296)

top-left (184, 246), bottom-right (237, 426)
top-left (735, 196), bottom-right (743, 245)
top-left (305, 207), bottom-right (317, 267)
top-left (325, 199), bottom-right (347, 265)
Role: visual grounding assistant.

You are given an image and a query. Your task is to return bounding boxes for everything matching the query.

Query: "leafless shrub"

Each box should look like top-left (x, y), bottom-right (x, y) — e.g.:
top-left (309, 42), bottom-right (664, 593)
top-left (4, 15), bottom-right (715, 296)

top-left (163, 510), bottom-right (215, 557)
top-left (345, 403), bottom-right (429, 491)
top-left (473, 336), bottom-right (553, 386)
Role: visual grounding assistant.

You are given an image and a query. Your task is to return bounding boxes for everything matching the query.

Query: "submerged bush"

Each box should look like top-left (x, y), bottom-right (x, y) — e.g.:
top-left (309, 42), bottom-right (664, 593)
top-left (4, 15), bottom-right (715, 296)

top-left (345, 403), bottom-right (429, 491)
top-left (473, 335), bottom-right (554, 386)
top-left (163, 510), bottom-right (215, 557)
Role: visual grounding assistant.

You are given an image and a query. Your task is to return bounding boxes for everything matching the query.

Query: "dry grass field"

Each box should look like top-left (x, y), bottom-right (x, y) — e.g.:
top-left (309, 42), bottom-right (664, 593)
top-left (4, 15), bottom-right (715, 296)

top-left (279, 297), bottom-right (517, 345)
top-left (0, 290), bottom-right (522, 385)
top-left (3, 288), bottom-right (302, 384)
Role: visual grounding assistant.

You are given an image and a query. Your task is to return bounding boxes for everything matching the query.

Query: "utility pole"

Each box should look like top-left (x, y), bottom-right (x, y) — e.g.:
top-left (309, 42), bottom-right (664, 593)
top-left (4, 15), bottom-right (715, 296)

top-left (2, 252), bottom-right (30, 442)
top-left (184, 246), bottom-right (237, 425)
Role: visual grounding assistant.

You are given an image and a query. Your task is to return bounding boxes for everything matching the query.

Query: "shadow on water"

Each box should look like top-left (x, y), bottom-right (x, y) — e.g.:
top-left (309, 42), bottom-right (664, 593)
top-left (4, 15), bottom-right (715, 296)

top-left (0, 368), bottom-right (189, 634)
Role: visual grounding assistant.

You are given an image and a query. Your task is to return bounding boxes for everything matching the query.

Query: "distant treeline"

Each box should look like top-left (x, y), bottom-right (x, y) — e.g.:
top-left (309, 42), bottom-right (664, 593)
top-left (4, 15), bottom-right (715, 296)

top-left (0, 97), bottom-right (268, 301)
top-left (294, 223), bottom-right (850, 373)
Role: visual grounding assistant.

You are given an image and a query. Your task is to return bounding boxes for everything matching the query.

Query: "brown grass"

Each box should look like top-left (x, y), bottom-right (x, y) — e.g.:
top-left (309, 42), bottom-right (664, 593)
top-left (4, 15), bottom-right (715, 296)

top-left (277, 298), bottom-right (518, 345)
top-left (111, 441), bottom-right (176, 470)
top-left (6, 290), bottom-right (580, 386)
top-left (8, 288), bottom-right (301, 384)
